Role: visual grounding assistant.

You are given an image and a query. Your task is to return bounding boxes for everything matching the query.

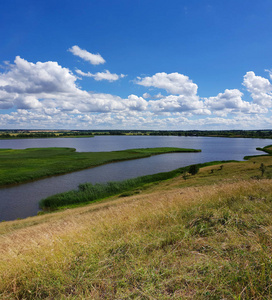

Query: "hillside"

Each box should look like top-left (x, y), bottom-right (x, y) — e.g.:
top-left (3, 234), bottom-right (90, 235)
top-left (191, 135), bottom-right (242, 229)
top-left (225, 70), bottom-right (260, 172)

top-left (1, 150), bottom-right (272, 299)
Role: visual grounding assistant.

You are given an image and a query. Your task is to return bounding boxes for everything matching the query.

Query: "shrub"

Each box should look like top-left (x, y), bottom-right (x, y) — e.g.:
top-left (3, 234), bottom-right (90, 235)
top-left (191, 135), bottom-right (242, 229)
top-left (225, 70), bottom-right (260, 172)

top-left (189, 164), bottom-right (200, 175)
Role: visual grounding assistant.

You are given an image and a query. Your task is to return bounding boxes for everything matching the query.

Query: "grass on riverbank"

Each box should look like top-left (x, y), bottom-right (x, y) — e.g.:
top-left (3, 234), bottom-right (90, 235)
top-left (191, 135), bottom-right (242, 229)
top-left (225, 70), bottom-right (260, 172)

top-left (0, 147), bottom-right (200, 187)
top-left (39, 161), bottom-right (232, 211)
top-left (1, 152), bottom-right (272, 299)
top-left (256, 144), bottom-right (272, 155)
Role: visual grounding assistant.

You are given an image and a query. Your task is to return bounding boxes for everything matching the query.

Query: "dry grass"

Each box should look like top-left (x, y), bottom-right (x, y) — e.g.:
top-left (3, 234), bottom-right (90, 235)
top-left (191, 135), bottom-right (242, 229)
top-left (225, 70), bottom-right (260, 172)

top-left (1, 156), bottom-right (272, 299)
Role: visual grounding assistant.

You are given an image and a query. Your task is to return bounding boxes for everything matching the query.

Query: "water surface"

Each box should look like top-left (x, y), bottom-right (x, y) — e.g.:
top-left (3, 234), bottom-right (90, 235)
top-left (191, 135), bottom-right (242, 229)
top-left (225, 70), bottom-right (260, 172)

top-left (0, 136), bottom-right (271, 221)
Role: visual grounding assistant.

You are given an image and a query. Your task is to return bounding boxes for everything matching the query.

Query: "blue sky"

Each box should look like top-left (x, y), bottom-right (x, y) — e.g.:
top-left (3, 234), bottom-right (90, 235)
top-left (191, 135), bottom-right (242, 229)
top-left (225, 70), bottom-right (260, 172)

top-left (0, 0), bottom-right (272, 130)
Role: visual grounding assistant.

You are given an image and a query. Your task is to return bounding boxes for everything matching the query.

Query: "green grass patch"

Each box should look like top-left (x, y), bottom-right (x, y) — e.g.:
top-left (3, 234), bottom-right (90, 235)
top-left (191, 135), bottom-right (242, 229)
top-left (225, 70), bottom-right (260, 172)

top-left (0, 147), bottom-right (200, 186)
top-left (244, 144), bottom-right (272, 160)
top-left (256, 144), bottom-right (272, 155)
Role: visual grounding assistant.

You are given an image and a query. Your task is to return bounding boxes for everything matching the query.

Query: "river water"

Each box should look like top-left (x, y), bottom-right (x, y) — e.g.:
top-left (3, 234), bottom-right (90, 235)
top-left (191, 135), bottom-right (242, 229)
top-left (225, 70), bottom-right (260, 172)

top-left (0, 135), bottom-right (271, 221)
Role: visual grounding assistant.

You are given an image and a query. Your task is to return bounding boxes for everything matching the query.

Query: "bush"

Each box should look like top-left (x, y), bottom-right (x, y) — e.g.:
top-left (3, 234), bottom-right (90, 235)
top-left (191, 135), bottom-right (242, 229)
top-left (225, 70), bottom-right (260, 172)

top-left (189, 164), bottom-right (200, 175)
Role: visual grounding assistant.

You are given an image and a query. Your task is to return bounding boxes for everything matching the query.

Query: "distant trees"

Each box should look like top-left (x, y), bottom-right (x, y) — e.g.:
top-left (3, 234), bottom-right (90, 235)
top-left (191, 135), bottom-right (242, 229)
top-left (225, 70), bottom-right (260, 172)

top-left (1, 129), bottom-right (272, 139)
top-left (0, 133), bottom-right (11, 138)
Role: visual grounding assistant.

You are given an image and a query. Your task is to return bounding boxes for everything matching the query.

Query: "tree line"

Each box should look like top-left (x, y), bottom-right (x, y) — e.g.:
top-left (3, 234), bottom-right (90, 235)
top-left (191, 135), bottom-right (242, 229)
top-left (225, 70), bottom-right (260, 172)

top-left (1, 129), bottom-right (272, 139)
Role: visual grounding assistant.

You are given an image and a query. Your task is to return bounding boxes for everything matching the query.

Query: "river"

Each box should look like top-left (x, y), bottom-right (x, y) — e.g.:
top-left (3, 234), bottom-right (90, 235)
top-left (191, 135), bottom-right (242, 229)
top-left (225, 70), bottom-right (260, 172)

top-left (0, 135), bottom-right (271, 221)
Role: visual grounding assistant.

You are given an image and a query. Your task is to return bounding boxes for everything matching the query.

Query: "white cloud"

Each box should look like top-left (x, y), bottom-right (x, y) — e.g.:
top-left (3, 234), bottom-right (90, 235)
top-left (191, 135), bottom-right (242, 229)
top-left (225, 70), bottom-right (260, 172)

top-left (204, 89), bottom-right (267, 116)
top-left (14, 95), bottom-right (42, 109)
top-left (61, 93), bottom-right (148, 113)
top-left (136, 72), bottom-right (198, 96)
top-left (243, 71), bottom-right (272, 107)
top-left (76, 69), bottom-right (126, 82)
top-left (68, 45), bottom-right (105, 65)
top-left (148, 94), bottom-right (209, 114)
top-left (125, 95), bottom-right (148, 111)
top-left (0, 90), bottom-right (16, 109)
top-left (0, 56), bottom-right (148, 117)
top-left (0, 56), bottom-right (272, 130)
top-left (0, 56), bottom-right (79, 94)
top-left (142, 92), bottom-right (165, 99)
top-left (142, 92), bottom-right (151, 99)
top-left (243, 71), bottom-right (272, 94)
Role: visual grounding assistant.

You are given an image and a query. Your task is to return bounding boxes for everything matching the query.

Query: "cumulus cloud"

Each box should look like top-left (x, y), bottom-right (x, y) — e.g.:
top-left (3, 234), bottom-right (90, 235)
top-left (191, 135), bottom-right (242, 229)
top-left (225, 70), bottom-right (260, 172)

top-left (0, 90), bottom-right (16, 109)
top-left (0, 56), bottom-right (138, 114)
top-left (125, 95), bottom-right (148, 111)
top-left (0, 56), bottom-right (79, 94)
top-left (56, 93), bottom-right (148, 113)
top-left (0, 56), bottom-right (272, 130)
top-left (243, 71), bottom-right (272, 107)
top-left (204, 89), bottom-right (267, 116)
top-left (76, 69), bottom-right (126, 82)
top-left (14, 95), bottom-right (42, 109)
top-left (68, 45), bottom-right (105, 65)
top-left (149, 94), bottom-right (209, 115)
top-left (142, 92), bottom-right (151, 99)
top-left (0, 56), bottom-right (96, 113)
top-left (136, 72), bottom-right (198, 96)
top-left (243, 71), bottom-right (272, 94)
top-left (136, 72), bottom-right (209, 115)
top-left (142, 92), bottom-right (165, 99)
top-left (136, 71), bottom-right (272, 119)
top-left (0, 55), bottom-right (147, 117)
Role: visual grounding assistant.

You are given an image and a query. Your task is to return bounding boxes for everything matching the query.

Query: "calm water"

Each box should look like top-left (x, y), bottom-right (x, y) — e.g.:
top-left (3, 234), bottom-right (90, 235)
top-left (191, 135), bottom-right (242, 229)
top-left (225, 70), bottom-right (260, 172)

top-left (0, 136), bottom-right (271, 221)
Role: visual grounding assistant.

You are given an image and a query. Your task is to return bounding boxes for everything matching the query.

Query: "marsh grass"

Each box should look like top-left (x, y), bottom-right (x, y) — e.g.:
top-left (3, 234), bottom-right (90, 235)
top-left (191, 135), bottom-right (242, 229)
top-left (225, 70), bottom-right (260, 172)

top-left (0, 147), bottom-right (200, 186)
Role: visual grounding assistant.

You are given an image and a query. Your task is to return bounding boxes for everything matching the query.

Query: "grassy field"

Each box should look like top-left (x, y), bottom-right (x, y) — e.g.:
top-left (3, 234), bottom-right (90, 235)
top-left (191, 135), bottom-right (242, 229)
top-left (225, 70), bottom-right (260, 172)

top-left (0, 147), bottom-right (200, 186)
top-left (1, 147), bottom-right (272, 299)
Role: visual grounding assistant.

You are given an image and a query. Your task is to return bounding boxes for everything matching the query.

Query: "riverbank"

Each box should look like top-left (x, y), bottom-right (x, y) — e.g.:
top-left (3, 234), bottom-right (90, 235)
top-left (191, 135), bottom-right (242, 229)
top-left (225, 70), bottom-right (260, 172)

top-left (39, 160), bottom-right (231, 211)
top-left (1, 150), bottom-right (272, 298)
top-left (0, 147), bottom-right (200, 187)
top-left (39, 145), bottom-right (272, 211)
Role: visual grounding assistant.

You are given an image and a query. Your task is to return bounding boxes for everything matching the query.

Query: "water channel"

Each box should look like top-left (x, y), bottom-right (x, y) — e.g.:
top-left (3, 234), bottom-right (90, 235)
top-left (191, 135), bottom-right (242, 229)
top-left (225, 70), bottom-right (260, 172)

top-left (0, 135), bottom-right (271, 221)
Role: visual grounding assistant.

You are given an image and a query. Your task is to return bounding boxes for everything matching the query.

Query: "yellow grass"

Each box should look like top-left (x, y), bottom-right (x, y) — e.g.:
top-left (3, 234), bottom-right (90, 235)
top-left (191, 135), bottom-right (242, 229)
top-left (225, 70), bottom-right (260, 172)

top-left (1, 155), bottom-right (272, 299)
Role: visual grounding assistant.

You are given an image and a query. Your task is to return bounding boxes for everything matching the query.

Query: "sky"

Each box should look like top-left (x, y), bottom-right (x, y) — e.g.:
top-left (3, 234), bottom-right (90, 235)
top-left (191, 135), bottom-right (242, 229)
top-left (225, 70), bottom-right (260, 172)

top-left (0, 0), bottom-right (272, 130)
